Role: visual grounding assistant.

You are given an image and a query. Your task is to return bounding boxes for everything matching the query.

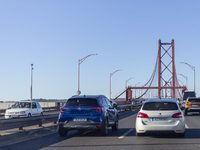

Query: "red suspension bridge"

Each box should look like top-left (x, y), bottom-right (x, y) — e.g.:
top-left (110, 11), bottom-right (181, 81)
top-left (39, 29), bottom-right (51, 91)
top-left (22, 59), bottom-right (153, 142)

top-left (114, 39), bottom-right (187, 101)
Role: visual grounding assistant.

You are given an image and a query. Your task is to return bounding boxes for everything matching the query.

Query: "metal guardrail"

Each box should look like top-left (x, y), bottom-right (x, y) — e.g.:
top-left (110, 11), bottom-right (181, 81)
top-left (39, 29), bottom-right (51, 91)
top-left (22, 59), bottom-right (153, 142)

top-left (0, 103), bottom-right (142, 131)
top-left (117, 103), bottom-right (142, 111)
top-left (0, 114), bottom-right (58, 131)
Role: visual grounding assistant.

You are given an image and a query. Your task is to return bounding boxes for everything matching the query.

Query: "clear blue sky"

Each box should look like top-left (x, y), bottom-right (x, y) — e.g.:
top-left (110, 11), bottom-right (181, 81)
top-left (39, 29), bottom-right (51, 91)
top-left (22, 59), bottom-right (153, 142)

top-left (0, 0), bottom-right (200, 101)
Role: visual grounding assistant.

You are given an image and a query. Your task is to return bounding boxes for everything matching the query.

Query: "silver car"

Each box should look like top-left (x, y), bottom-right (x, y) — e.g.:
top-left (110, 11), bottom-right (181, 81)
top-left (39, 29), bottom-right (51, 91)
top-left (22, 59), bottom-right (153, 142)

top-left (135, 98), bottom-right (185, 137)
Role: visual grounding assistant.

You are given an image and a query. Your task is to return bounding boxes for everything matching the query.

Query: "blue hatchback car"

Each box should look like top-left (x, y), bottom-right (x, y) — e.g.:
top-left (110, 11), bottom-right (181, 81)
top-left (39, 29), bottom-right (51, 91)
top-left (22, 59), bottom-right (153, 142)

top-left (58, 95), bottom-right (119, 136)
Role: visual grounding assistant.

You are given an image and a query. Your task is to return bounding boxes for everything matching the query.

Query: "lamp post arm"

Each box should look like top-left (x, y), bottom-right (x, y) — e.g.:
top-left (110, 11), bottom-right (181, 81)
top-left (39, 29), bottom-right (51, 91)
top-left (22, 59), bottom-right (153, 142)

top-left (180, 62), bottom-right (195, 70)
top-left (125, 77), bottom-right (134, 89)
top-left (180, 62), bottom-right (195, 92)
top-left (79, 54), bottom-right (97, 64)
top-left (110, 69), bottom-right (121, 77)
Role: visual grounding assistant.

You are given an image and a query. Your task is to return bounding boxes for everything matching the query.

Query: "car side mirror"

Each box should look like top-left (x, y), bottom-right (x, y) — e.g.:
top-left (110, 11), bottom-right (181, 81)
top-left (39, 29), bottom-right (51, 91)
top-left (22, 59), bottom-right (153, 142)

top-left (113, 104), bottom-right (117, 109)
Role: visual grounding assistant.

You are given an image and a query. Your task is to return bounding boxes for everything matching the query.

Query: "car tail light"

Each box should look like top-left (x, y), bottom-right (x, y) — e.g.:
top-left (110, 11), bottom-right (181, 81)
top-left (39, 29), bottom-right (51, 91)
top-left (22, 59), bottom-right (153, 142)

top-left (172, 112), bottom-right (182, 118)
top-left (60, 107), bottom-right (71, 113)
top-left (89, 107), bottom-right (102, 113)
top-left (137, 112), bottom-right (149, 118)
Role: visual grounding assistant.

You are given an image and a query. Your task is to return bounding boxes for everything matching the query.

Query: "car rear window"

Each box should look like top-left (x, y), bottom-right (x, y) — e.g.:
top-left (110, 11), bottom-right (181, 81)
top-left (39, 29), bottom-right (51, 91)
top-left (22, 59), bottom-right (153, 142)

top-left (142, 102), bottom-right (178, 110)
top-left (66, 98), bottom-right (98, 106)
top-left (188, 98), bottom-right (200, 102)
top-left (183, 92), bottom-right (196, 100)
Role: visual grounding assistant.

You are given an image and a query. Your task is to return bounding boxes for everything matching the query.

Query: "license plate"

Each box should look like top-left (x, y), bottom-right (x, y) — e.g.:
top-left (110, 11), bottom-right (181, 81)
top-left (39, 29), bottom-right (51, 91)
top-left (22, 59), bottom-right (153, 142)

top-left (73, 118), bottom-right (87, 122)
top-left (10, 115), bottom-right (18, 117)
top-left (192, 104), bottom-right (198, 107)
top-left (152, 118), bottom-right (168, 121)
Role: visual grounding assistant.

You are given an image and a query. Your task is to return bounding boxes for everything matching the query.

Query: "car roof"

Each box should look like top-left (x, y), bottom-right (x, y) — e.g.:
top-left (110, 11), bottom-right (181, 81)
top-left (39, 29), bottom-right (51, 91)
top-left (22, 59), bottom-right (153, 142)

top-left (187, 97), bottom-right (199, 99)
top-left (69, 95), bottom-right (104, 99)
top-left (145, 98), bottom-right (177, 103)
top-left (184, 91), bottom-right (195, 93)
top-left (15, 101), bottom-right (37, 103)
top-left (186, 97), bottom-right (200, 100)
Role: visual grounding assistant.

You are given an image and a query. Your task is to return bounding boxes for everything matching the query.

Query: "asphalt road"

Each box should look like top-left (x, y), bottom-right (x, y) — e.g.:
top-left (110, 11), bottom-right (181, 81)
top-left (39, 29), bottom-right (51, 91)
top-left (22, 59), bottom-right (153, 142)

top-left (1, 110), bottom-right (200, 150)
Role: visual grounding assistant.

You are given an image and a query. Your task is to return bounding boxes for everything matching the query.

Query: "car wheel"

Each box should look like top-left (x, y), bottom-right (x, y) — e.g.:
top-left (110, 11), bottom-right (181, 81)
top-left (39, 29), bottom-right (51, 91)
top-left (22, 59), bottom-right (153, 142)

top-left (101, 119), bottom-right (109, 136)
top-left (28, 113), bottom-right (31, 117)
top-left (184, 109), bottom-right (188, 115)
top-left (136, 132), bottom-right (143, 136)
top-left (112, 118), bottom-right (118, 131)
top-left (58, 127), bottom-right (68, 137)
top-left (177, 133), bottom-right (185, 137)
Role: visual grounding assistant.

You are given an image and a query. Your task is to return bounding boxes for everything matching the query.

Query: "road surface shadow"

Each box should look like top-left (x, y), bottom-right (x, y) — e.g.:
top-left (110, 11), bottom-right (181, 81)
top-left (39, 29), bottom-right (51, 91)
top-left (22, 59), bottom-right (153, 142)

top-left (139, 129), bottom-right (200, 139)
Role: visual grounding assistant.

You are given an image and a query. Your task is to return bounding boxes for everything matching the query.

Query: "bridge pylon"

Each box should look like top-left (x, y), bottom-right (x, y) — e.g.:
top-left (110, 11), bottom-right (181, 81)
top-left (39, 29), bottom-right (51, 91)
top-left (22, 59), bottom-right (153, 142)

top-left (158, 39), bottom-right (176, 98)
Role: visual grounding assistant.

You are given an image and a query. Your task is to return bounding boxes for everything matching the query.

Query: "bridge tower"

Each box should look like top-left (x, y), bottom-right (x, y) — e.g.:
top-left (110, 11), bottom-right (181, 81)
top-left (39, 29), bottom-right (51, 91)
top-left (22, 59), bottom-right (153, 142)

top-left (158, 39), bottom-right (176, 98)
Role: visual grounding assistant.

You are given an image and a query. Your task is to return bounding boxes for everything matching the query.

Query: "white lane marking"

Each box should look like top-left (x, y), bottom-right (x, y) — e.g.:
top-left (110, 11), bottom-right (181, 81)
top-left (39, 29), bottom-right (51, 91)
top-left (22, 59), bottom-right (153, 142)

top-left (185, 123), bottom-right (189, 128)
top-left (118, 129), bottom-right (134, 139)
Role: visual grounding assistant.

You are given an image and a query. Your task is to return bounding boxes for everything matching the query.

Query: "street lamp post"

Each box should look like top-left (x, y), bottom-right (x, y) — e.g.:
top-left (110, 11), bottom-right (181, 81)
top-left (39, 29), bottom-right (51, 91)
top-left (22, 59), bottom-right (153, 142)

top-left (177, 73), bottom-right (188, 87)
top-left (125, 77), bottom-right (134, 89)
top-left (110, 70), bottom-right (120, 100)
top-left (30, 64), bottom-right (34, 101)
top-left (77, 54), bottom-right (97, 95)
top-left (180, 62), bottom-right (195, 92)
top-left (134, 82), bottom-right (141, 98)
top-left (178, 80), bottom-right (184, 86)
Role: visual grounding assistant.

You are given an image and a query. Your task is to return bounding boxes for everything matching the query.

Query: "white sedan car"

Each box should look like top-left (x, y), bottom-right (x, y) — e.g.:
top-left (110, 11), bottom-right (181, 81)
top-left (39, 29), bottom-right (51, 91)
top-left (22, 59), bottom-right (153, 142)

top-left (5, 101), bottom-right (43, 119)
top-left (135, 98), bottom-right (185, 137)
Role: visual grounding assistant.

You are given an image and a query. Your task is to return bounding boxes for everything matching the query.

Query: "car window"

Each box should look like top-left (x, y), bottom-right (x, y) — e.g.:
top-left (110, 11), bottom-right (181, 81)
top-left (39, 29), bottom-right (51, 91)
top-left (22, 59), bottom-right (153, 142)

top-left (66, 98), bottom-right (98, 106)
top-left (36, 103), bottom-right (41, 108)
top-left (104, 97), bottom-right (112, 107)
top-left (183, 92), bottom-right (196, 100)
top-left (188, 98), bottom-right (200, 102)
top-left (142, 102), bottom-right (178, 110)
top-left (32, 102), bottom-right (37, 109)
top-left (101, 97), bottom-right (107, 106)
top-left (12, 102), bottom-right (31, 108)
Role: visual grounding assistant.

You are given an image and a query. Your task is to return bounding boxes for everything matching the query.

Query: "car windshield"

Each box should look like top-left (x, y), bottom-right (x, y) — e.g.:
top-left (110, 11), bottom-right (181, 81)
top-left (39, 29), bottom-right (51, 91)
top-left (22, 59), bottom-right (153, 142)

top-left (188, 98), bottom-right (200, 102)
top-left (66, 98), bottom-right (98, 106)
top-left (142, 102), bottom-right (178, 110)
top-left (12, 102), bottom-right (31, 108)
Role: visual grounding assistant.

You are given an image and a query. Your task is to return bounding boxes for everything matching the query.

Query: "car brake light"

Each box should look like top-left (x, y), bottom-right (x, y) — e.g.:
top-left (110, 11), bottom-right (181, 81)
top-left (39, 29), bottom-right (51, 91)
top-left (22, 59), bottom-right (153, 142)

top-left (89, 107), bottom-right (102, 113)
top-left (137, 112), bottom-right (149, 118)
top-left (60, 107), bottom-right (71, 113)
top-left (172, 112), bottom-right (182, 118)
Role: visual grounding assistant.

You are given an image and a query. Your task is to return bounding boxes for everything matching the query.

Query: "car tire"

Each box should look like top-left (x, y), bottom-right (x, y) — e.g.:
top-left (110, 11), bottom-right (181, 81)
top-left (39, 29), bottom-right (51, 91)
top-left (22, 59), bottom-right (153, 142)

top-left (101, 119), bottom-right (109, 136)
top-left (58, 127), bottom-right (68, 137)
top-left (28, 113), bottom-right (31, 117)
top-left (177, 133), bottom-right (185, 137)
top-left (184, 109), bottom-right (188, 115)
top-left (136, 132), bottom-right (143, 136)
top-left (112, 118), bottom-right (118, 131)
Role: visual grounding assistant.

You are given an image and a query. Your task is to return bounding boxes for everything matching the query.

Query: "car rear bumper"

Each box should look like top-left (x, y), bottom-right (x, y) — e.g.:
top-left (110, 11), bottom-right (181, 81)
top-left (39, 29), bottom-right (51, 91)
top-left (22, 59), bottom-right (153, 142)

top-left (136, 119), bottom-right (185, 134)
top-left (59, 120), bottom-right (103, 130)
